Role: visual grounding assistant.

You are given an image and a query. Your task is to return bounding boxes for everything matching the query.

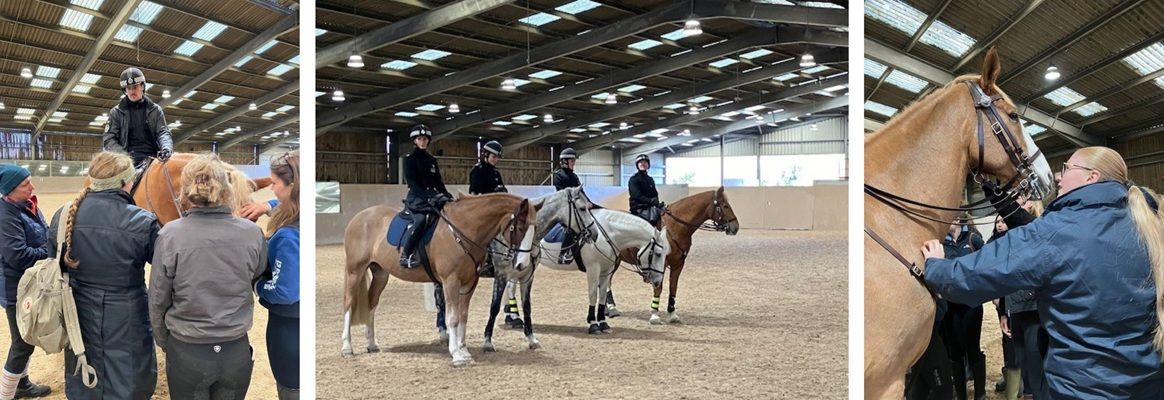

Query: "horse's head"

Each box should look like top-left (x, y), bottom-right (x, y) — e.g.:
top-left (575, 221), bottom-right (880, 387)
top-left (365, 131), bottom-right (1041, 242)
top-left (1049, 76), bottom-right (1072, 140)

top-left (708, 187), bottom-right (740, 235)
top-left (501, 198), bottom-right (538, 273)
top-left (636, 226), bottom-right (671, 288)
top-left (949, 48), bottom-right (1054, 201)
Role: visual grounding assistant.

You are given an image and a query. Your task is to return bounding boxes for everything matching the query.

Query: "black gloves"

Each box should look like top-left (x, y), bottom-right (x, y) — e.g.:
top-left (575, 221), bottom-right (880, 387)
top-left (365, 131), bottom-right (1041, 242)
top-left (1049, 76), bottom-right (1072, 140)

top-left (157, 148), bottom-right (173, 162)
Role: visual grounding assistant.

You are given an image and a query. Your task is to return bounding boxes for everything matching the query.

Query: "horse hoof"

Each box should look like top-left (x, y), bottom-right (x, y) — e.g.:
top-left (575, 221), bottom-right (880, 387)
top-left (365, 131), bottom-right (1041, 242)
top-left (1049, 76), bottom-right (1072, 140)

top-left (669, 313), bottom-right (683, 324)
top-left (341, 349), bottom-right (354, 358)
top-left (649, 314), bottom-right (662, 325)
top-left (605, 306), bottom-right (621, 318)
top-left (528, 340), bottom-right (541, 350)
top-left (505, 317), bottom-right (525, 330)
top-left (587, 324), bottom-right (602, 335)
top-left (367, 345), bottom-right (381, 353)
top-left (483, 342), bottom-right (496, 353)
top-left (452, 358), bottom-right (474, 368)
top-left (599, 322), bottom-right (611, 333)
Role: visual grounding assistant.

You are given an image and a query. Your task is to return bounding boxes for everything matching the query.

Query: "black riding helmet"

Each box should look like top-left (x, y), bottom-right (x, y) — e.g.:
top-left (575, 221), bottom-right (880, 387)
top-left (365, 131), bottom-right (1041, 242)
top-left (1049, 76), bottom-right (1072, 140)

top-left (119, 67), bottom-right (146, 90)
top-left (559, 147), bottom-right (577, 160)
top-left (482, 140), bottom-right (502, 157)
top-left (635, 154), bottom-right (651, 168)
top-left (410, 124), bottom-right (433, 139)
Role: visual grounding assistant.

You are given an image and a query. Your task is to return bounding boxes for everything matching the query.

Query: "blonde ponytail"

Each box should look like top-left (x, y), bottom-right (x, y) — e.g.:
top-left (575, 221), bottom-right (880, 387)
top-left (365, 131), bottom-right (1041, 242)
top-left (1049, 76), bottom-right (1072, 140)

top-left (1127, 184), bottom-right (1164, 355)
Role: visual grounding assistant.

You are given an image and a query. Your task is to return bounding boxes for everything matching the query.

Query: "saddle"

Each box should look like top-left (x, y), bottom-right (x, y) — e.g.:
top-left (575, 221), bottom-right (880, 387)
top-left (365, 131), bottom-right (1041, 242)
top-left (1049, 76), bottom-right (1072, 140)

top-left (386, 210), bottom-right (438, 249)
top-left (127, 158), bottom-right (152, 198)
top-left (542, 222), bottom-right (586, 273)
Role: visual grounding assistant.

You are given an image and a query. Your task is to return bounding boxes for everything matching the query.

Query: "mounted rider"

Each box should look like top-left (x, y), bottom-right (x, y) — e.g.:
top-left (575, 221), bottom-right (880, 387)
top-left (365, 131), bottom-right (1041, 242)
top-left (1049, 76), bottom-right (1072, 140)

top-left (468, 140), bottom-right (507, 278)
top-left (628, 154), bottom-right (664, 227)
top-left (399, 124), bottom-right (452, 268)
top-left (102, 67), bottom-right (174, 172)
top-left (552, 147), bottom-right (581, 263)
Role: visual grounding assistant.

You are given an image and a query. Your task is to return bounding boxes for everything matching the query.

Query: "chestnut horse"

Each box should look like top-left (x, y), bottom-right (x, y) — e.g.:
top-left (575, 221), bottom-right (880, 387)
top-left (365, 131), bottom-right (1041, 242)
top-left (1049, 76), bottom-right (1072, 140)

top-left (608, 186), bottom-right (740, 324)
top-left (134, 152), bottom-right (272, 224)
top-left (341, 193), bottom-right (537, 366)
top-left (864, 49), bottom-right (1053, 399)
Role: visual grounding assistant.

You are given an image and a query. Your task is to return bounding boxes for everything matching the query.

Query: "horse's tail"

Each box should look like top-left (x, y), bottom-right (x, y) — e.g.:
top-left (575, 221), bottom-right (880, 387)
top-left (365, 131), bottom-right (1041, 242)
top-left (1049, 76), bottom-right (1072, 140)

top-left (348, 269), bottom-right (372, 327)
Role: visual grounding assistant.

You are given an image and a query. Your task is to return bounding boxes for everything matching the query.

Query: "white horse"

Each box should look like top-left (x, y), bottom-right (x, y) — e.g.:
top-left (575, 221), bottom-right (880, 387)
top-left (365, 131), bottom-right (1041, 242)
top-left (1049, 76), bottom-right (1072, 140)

top-left (540, 208), bottom-right (670, 333)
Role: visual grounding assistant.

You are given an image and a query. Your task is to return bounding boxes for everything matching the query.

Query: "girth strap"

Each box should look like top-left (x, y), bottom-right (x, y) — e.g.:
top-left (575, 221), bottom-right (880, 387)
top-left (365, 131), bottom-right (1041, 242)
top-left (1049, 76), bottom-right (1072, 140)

top-left (864, 225), bottom-right (925, 280)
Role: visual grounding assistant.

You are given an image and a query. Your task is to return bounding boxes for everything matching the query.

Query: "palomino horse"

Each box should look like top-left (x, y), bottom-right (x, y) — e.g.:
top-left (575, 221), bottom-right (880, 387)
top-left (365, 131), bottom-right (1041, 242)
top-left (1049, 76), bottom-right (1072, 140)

top-left (134, 153), bottom-right (272, 224)
top-left (478, 187), bottom-right (596, 352)
top-left (864, 48), bottom-right (1053, 399)
top-left (608, 186), bottom-right (740, 324)
top-left (539, 208), bottom-right (670, 334)
top-left (341, 193), bottom-right (537, 366)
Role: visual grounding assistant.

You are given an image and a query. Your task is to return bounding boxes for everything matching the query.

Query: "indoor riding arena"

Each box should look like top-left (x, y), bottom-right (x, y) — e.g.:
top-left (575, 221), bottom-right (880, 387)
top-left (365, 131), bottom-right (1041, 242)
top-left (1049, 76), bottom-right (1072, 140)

top-left (0, 0), bottom-right (300, 397)
top-left (865, 1), bottom-right (1164, 398)
top-left (314, 1), bottom-right (850, 397)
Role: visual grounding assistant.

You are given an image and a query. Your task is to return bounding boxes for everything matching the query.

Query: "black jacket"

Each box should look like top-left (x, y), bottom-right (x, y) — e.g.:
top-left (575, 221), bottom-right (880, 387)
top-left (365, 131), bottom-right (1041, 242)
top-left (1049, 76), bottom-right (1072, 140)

top-left (0, 198), bottom-right (48, 307)
top-left (103, 96), bottom-right (174, 156)
top-left (468, 161), bottom-right (507, 194)
top-left (628, 170), bottom-right (660, 212)
top-left (48, 190), bottom-right (159, 400)
top-left (553, 167), bottom-right (581, 191)
top-left (403, 147), bottom-right (450, 200)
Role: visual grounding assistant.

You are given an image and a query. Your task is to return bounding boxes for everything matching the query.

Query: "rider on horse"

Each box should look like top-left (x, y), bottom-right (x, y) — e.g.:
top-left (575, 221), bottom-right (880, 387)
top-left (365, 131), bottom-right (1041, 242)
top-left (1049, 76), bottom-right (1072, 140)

top-left (399, 124), bottom-right (452, 268)
top-left (102, 67), bottom-right (174, 170)
top-left (628, 154), bottom-right (664, 227)
top-left (553, 147), bottom-right (581, 264)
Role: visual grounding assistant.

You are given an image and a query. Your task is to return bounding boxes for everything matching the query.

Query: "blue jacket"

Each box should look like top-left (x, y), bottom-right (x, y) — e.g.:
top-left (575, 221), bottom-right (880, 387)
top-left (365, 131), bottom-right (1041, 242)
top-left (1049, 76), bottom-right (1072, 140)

top-left (925, 181), bottom-right (1164, 399)
top-left (0, 197), bottom-right (48, 307)
top-left (257, 224), bottom-right (299, 318)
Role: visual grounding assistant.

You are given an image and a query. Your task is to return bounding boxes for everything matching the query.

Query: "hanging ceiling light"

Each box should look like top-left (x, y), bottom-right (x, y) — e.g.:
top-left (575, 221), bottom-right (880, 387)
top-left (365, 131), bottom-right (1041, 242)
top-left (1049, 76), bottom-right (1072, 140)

top-left (687, 103), bottom-right (699, 115)
top-left (680, 129), bottom-right (691, 136)
top-left (347, 54), bottom-right (364, 68)
top-left (0, 102), bottom-right (5, 110)
top-left (332, 89), bottom-right (345, 102)
top-left (448, 103), bottom-right (460, 113)
top-left (249, 103), bottom-right (257, 111)
top-left (619, 121), bottom-right (629, 130)
top-left (161, 90), bottom-right (171, 99)
top-left (501, 78), bottom-right (517, 91)
top-left (543, 113), bottom-right (553, 123)
top-left (1044, 65), bottom-right (1060, 81)
top-left (605, 92), bottom-right (617, 104)
top-left (799, 54), bottom-right (816, 68)
top-left (20, 68), bottom-right (32, 79)
top-left (683, 19), bottom-right (702, 36)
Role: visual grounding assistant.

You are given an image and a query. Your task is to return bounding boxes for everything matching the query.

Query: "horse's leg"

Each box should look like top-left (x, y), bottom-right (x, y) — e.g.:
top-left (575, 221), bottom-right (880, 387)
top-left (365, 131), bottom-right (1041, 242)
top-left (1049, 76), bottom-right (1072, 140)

top-left (483, 276), bottom-right (507, 352)
top-left (584, 247), bottom-right (602, 334)
top-left (365, 265), bottom-right (390, 353)
top-left (455, 281), bottom-right (475, 362)
top-left (504, 281), bottom-right (524, 329)
top-left (648, 279), bottom-right (665, 325)
top-left (521, 277), bottom-right (539, 349)
top-left (596, 270), bottom-right (613, 333)
top-left (442, 282), bottom-right (471, 367)
top-left (341, 264), bottom-right (370, 358)
top-left (666, 262), bottom-right (685, 324)
top-left (434, 282), bottom-right (448, 342)
top-left (605, 266), bottom-right (620, 317)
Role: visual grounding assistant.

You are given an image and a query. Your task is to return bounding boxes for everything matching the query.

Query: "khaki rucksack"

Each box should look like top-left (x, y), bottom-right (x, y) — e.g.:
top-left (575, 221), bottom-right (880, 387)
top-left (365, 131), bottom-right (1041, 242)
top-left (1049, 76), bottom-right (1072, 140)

top-left (15, 203), bottom-right (97, 388)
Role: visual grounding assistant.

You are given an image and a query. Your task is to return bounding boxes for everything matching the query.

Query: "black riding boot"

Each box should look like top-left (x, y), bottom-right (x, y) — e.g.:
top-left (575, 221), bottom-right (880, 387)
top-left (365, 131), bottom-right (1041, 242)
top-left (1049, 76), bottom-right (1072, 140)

top-left (559, 230), bottom-right (575, 264)
top-left (399, 215), bottom-right (426, 268)
top-left (971, 352), bottom-right (987, 400)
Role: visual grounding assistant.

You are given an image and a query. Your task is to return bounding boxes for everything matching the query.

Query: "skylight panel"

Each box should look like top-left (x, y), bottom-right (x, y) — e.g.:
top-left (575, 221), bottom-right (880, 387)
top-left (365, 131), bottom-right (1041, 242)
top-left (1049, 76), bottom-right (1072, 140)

top-left (774, 73), bottom-right (800, 81)
top-left (30, 79), bottom-right (52, 89)
top-left (588, 122), bottom-right (610, 128)
top-left (512, 114), bottom-right (538, 121)
top-left (70, 0), bottom-right (103, 10)
top-left (1022, 122), bottom-right (1046, 136)
top-left (1122, 42), bottom-right (1164, 89)
top-left (740, 49), bottom-right (774, 60)
top-left (629, 39), bottom-right (663, 50)
top-left (803, 65), bottom-right (830, 74)
top-left (80, 73), bottom-right (101, 84)
top-left (72, 85), bottom-right (91, 94)
top-left (255, 40), bottom-right (278, 54)
top-left (865, 0), bottom-right (925, 35)
top-left (493, 121), bottom-right (513, 126)
top-left (661, 29), bottom-right (690, 41)
top-left (690, 96), bottom-right (714, 103)
top-left (556, 0), bottom-right (601, 14)
top-left (130, 1), bottom-right (162, 24)
top-left (519, 12), bottom-right (560, 27)
top-left (619, 84), bottom-right (647, 93)
top-left (192, 21), bottom-right (228, 41)
top-left (529, 70), bottom-right (562, 80)
top-left (60, 9), bottom-right (94, 31)
top-left (267, 64), bottom-right (293, 76)
top-left (865, 101), bottom-right (898, 117)
top-left (201, 103), bottom-right (221, 111)
top-left (663, 103), bottom-right (685, 109)
top-left (709, 59), bottom-right (740, 68)
top-left (1074, 102), bottom-right (1108, 117)
top-left (276, 105), bottom-right (294, 113)
top-left (511, 78), bottom-right (531, 88)
top-left (415, 104), bottom-right (445, 112)
top-left (412, 49), bottom-right (451, 61)
top-left (234, 56), bottom-right (254, 68)
top-left (212, 95), bottom-right (235, 104)
top-left (919, 20), bottom-right (976, 57)
top-left (36, 66), bottom-right (60, 79)
top-left (755, 0), bottom-right (795, 4)
top-left (315, 28), bottom-right (327, 36)
top-left (885, 70), bottom-right (928, 93)
top-left (396, 111), bottom-right (419, 118)
top-left (802, 1), bottom-right (844, 8)
top-left (382, 60), bottom-right (417, 70)
top-left (174, 41), bottom-right (204, 57)
top-left (115, 25), bottom-right (143, 43)
top-left (262, 111), bottom-right (278, 119)
top-left (865, 58), bottom-right (888, 77)
top-left (288, 55), bottom-right (300, 65)
top-left (1043, 87), bottom-right (1085, 107)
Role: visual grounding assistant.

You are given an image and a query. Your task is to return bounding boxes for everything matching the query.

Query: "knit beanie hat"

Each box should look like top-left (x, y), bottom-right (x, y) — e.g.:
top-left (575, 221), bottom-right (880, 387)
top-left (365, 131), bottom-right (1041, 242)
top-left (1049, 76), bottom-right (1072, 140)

top-left (0, 164), bottom-right (30, 196)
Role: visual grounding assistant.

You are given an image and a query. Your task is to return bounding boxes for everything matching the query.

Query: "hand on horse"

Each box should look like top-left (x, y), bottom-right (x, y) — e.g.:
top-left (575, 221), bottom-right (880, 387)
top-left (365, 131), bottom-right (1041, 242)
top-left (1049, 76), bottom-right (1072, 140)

top-left (239, 201), bottom-right (272, 221)
top-left (157, 148), bottom-right (173, 162)
top-left (921, 239), bottom-right (945, 260)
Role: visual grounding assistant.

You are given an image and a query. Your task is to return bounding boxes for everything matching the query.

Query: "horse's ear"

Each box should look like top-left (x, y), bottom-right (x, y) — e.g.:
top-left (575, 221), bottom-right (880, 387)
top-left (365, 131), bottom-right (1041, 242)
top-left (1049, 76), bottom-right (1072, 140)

top-left (717, 186), bottom-right (724, 195)
top-left (980, 47), bottom-right (1002, 95)
top-left (531, 198), bottom-right (544, 212)
top-left (520, 198), bottom-right (531, 214)
top-left (252, 177), bottom-right (273, 191)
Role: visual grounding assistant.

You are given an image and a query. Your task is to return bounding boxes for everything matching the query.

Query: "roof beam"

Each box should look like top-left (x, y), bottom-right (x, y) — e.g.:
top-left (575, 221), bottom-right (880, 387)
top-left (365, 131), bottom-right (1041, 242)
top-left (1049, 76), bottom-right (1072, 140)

top-left (864, 38), bottom-right (1102, 147)
top-left (998, 0), bottom-right (1146, 84)
top-left (218, 115), bottom-right (300, 151)
top-left (625, 95), bottom-right (848, 156)
top-left (429, 29), bottom-right (776, 141)
top-left (1060, 68), bottom-right (1164, 115)
top-left (1108, 115), bottom-right (1164, 144)
top-left (951, 0), bottom-right (1045, 71)
top-left (316, 0), bottom-right (513, 68)
top-left (31, 0), bottom-right (143, 143)
top-left (1022, 30), bottom-right (1164, 103)
top-left (698, 1), bottom-right (848, 28)
top-left (157, 13), bottom-right (297, 107)
top-left (503, 49), bottom-right (847, 151)
top-left (904, 0), bottom-right (952, 53)
top-left (175, 80), bottom-right (299, 144)
top-left (574, 74), bottom-right (848, 154)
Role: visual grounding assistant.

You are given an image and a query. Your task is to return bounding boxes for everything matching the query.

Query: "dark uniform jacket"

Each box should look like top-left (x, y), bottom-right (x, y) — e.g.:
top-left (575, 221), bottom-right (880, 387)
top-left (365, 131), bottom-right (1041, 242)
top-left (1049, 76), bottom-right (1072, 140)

top-left (102, 96), bottom-right (174, 158)
top-left (628, 170), bottom-right (660, 212)
top-left (403, 148), bottom-right (451, 212)
top-left (553, 167), bottom-right (581, 191)
top-left (468, 161), bottom-right (507, 194)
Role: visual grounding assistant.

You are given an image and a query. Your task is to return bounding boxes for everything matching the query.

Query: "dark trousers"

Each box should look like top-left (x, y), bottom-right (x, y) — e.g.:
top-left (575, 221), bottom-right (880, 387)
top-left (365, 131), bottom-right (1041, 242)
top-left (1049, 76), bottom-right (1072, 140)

top-left (944, 303), bottom-right (985, 400)
top-left (266, 314), bottom-right (299, 389)
top-left (3, 307), bottom-right (34, 374)
top-left (1012, 311), bottom-right (1050, 400)
top-left (906, 323), bottom-right (956, 400)
top-left (165, 335), bottom-right (253, 400)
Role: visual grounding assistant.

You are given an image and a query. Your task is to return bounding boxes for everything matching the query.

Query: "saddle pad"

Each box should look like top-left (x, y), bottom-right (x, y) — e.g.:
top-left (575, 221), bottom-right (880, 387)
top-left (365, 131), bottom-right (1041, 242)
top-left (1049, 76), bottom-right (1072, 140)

top-left (543, 223), bottom-right (567, 243)
top-left (386, 211), bottom-right (438, 248)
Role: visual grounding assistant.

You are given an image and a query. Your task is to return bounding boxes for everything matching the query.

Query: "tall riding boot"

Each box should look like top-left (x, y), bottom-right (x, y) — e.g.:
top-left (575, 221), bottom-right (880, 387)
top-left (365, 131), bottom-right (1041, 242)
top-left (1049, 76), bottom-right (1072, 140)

top-left (971, 353), bottom-right (987, 400)
top-left (1004, 368), bottom-right (1021, 400)
top-left (952, 357), bottom-right (968, 400)
top-left (399, 217), bottom-right (424, 268)
top-left (560, 231), bottom-right (575, 264)
top-left (276, 383), bottom-right (300, 400)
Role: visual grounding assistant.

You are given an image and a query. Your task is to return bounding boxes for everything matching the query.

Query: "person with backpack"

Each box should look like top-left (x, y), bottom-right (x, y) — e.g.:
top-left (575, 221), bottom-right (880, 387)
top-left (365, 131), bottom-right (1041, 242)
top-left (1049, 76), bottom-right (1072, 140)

top-left (149, 154), bottom-right (266, 400)
top-left (255, 151), bottom-right (300, 399)
top-left (46, 151), bottom-right (159, 399)
top-left (0, 163), bottom-right (51, 399)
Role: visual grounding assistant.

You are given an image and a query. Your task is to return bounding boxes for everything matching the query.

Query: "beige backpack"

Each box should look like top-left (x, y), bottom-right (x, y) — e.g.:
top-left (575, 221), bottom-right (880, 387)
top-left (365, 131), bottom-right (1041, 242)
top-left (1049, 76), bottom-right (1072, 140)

top-left (15, 203), bottom-right (97, 388)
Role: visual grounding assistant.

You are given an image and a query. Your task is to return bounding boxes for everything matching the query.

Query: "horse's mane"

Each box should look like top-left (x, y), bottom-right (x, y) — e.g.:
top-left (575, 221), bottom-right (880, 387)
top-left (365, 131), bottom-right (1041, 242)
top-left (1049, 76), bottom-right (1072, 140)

top-left (221, 163), bottom-right (256, 213)
top-left (874, 74), bottom-right (1016, 136)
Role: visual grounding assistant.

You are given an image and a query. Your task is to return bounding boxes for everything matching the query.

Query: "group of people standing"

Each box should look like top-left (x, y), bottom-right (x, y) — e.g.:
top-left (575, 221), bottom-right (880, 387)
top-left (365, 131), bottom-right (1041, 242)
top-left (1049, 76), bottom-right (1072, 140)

top-left (908, 146), bottom-right (1164, 399)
